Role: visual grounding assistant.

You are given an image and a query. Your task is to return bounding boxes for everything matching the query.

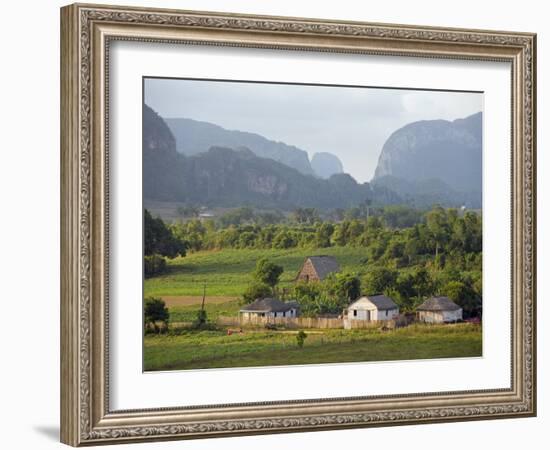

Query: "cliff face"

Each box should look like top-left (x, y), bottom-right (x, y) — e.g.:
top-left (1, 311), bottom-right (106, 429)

top-left (373, 112), bottom-right (482, 201)
top-left (165, 117), bottom-right (315, 176)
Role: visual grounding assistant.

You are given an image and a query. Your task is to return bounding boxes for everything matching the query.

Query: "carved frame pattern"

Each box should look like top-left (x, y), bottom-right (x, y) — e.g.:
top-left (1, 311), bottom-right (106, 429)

top-left (60, 3), bottom-right (536, 446)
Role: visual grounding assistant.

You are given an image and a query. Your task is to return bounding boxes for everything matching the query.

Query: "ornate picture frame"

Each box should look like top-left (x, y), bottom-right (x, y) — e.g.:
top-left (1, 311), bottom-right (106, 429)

top-left (60, 3), bottom-right (536, 446)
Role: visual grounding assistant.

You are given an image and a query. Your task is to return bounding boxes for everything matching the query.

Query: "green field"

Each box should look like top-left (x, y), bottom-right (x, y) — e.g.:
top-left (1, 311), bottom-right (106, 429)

top-left (144, 247), bottom-right (369, 298)
top-left (144, 323), bottom-right (482, 371)
top-left (167, 299), bottom-right (241, 323)
top-left (144, 248), bottom-right (482, 371)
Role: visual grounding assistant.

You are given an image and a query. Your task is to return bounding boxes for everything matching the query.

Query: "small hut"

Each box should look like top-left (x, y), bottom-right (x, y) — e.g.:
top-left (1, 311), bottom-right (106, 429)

top-left (417, 296), bottom-right (463, 323)
top-left (344, 294), bottom-right (399, 325)
top-left (296, 256), bottom-right (340, 282)
top-left (239, 298), bottom-right (299, 320)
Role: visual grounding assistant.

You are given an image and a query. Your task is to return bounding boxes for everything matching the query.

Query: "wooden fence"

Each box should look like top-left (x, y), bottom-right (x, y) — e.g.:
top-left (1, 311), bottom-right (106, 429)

top-left (217, 315), bottom-right (390, 329)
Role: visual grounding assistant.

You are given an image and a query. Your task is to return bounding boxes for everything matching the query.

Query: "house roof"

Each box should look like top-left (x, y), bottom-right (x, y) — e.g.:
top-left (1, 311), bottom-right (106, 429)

top-left (305, 255), bottom-right (340, 280)
top-left (240, 298), bottom-right (297, 313)
top-left (349, 295), bottom-right (398, 310)
top-left (417, 296), bottom-right (461, 311)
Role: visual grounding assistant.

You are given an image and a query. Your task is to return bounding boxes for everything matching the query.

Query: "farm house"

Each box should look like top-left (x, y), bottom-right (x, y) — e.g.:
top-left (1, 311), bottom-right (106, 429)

top-left (296, 255), bottom-right (340, 282)
top-left (343, 295), bottom-right (399, 327)
top-left (239, 298), bottom-right (300, 319)
top-left (416, 296), bottom-right (463, 323)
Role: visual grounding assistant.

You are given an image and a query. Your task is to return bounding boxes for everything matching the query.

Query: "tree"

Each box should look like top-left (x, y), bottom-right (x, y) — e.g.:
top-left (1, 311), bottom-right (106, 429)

top-left (272, 230), bottom-right (296, 249)
top-left (362, 267), bottom-right (397, 294)
top-left (144, 209), bottom-right (187, 258)
top-left (144, 297), bottom-right (170, 333)
top-left (242, 282), bottom-right (272, 304)
top-left (314, 222), bottom-right (334, 248)
top-left (293, 208), bottom-right (319, 225)
top-left (176, 205), bottom-right (200, 218)
top-left (253, 258), bottom-right (283, 290)
top-left (426, 206), bottom-right (451, 257)
top-left (442, 280), bottom-right (481, 317)
top-left (327, 272), bottom-right (361, 303)
top-left (411, 267), bottom-right (435, 300)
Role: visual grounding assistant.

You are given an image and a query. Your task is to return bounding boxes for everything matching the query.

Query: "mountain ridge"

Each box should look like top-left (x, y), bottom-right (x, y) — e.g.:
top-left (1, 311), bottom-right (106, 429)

top-left (165, 116), bottom-right (315, 176)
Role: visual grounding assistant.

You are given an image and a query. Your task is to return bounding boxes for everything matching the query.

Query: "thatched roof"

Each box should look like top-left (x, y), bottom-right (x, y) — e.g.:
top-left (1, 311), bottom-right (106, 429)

top-left (240, 298), bottom-right (296, 313)
top-left (306, 256), bottom-right (340, 280)
top-left (350, 294), bottom-right (398, 311)
top-left (417, 296), bottom-right (461, 311)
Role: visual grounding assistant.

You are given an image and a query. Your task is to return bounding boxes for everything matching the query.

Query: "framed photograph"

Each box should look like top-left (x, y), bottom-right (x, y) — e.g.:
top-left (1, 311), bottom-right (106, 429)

top-left (60, 3), bottom-right (536, 446)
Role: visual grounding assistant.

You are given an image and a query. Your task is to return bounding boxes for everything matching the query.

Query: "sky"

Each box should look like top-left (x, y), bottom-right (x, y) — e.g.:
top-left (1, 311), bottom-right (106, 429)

top-left (144, 78), bottom-right (483, 183)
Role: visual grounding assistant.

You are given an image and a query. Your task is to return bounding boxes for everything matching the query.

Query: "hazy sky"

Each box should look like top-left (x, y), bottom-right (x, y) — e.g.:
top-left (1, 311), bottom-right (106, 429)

top-left (144, 78), bottom-right (482, 183)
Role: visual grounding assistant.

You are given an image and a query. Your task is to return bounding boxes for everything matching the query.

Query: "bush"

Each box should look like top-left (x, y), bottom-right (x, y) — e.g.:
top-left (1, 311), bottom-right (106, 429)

top-left (296, 330), bottom-right (307, 348)
top-left (144, 297), bottom-right (170, 333)
top-left (191, 309), bottom-right (209, 329)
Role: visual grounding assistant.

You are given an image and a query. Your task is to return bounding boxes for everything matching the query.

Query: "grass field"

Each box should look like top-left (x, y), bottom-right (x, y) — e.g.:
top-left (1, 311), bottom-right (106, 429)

top-left (144, 247), bottom-right (370, 299)
top-left (144, 323), bottom-right (482, 371)
top-left (167, 299), bottom-right (241, 323)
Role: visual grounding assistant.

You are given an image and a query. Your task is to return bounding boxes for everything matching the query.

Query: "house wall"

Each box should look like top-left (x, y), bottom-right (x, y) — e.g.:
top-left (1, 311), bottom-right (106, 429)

top-left (346, 307), bottom-right (399, 321)
top-left (240, 309), bottom-right (297, 320)
top-left (418, 309), bottom-right (463, 323)
top-left (347, 299), bottom-right (399, 320)
top-left (296, 259), bottom-right (319, 282)
top-left (443, 309), bottom-right (463, 322)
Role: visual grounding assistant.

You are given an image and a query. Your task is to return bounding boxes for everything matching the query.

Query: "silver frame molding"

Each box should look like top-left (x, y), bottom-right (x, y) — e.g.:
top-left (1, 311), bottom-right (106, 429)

top-left (60, 3), bottom-right (536, 446)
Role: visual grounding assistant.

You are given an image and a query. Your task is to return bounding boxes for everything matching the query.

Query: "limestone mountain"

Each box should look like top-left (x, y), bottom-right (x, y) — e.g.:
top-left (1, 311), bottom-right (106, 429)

top-left (373, 112), bottom-right (482, 207)
top-left (143, 104), bottom-right (400, 210)
top-left (164, 116), bottom-right (315, 176)
top-left (311, 152), bottom-right (344, 179)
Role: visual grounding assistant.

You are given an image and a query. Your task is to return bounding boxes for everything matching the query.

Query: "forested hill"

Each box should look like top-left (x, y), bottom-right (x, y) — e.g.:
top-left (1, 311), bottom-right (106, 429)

top-left (143, 104), bottom-right (400, 209)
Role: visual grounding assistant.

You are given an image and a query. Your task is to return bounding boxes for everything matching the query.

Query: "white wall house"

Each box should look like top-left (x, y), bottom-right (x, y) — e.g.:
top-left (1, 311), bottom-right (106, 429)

top-left (239, 298), bottom-right (299, 320)
top-left (343, 295), bottom-right (399, 328)
top-left (417, 296), bottom-right (463, 323)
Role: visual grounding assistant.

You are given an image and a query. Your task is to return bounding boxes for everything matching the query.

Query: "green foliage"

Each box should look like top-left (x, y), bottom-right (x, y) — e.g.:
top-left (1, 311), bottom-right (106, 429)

top-left (253, 258), bottom-right (284, 288)
top-left (441, 279), bottom-right (481, 317)
top-left (144, 254), bottom-right (167, 278)
top-left (293, 208), bottom-right (319, 225)
top-left (242, 282), bottom-right (272, 304)
top-left (145, 205), bottom-right (483, 318)
top-left (363, 267), bottom-right (397, 294)
top-left (192, 309), bottom-right (208, 329)
top-left (144, 297), bottom-right (170, 333)
top-left (296, 330), bottom-right (308, 348)
top-left (144, 209), bottom-right (187, 258)
top-left (290, 273), bottom-right (360, 317)
top-left (176, 205), bottom-right (200, 218)
top-left (327, 272), bottom-right (361, 303)
top-left (314, 222), bottom-right (334, 248)
top-left (272, 229), bottom-right (297, 249)
top-left (218, 207), bottom-right (255, 227)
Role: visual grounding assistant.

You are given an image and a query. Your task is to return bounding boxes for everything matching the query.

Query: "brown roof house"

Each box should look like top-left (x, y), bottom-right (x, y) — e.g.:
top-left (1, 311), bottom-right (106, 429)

top-left (296, 256), bottom-right (340, 282)
top-left (417, 296), bottom-right (463, 323)
top-left (343, 295), bottom-right (399, 329)
top-left (239, 298), bottom-right (299, 320)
